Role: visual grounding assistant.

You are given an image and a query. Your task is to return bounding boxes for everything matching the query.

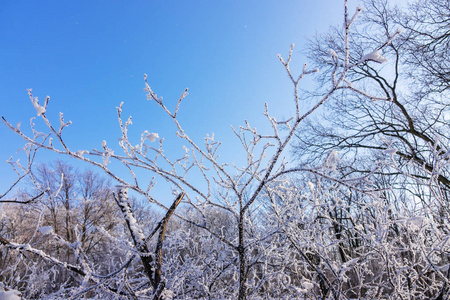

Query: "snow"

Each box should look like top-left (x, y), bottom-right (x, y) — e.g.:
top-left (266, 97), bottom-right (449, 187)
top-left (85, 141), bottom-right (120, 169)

top-left (396, 217), bottom-right (423, 231)
top-left (147, 132), bottom-right (159, 142)
top-left (406, 217), bottom-right (423, 231)
top-left (355, 224), bottom-right (364, 231)
top-left (160, 288), bottom-right (175, 300)
top-left (360, 50), bottom-right (388, 64)
top-left (39, 226), bottom-right (54, 235)
top-left (342, 257), bottom-right (359, 269)
top-left (76, 150), bottom-right (89, 156)
top-left (71, 241), bottom-right (82, 249)
top-left (302, 281), bottom-right (314, 290)
top-left (307, 181), bottom-right (315, 192)
top-left (329, 49), bottom-right (338, 58)
top-left (0, 289), bottom-right (21, 300)
top-left (27, 89), bottom-right (47, 117)
top-left (323, 150), bottom-right (339, 172)
top-left (384, 147), bottom-right (398, 161)
top-left (117, 188), bottom-right (146, 243)
top-left (30, 98), bottom-right (46, 116)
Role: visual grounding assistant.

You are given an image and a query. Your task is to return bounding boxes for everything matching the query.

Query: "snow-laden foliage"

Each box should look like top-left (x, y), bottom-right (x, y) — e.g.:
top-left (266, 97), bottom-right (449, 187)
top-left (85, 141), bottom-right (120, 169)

top-left (1, 0), bottom-right (449, 299)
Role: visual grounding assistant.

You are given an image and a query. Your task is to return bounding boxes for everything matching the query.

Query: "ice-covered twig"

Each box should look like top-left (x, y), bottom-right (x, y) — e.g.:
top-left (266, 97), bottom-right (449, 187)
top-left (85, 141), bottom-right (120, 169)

top-left (346, 6), bottom-right (362, 28)
top-left (355, 27), bottom-right (402, 66)
top-left (28, 89), bottom-right (47, 116)
top-left (359, 50), bottom-right (388, 64)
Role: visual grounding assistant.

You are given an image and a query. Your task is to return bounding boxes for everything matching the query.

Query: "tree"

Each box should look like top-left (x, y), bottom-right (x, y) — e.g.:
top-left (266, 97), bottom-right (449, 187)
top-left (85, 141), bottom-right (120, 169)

top-left (291, 0), bottom-right (450, 298)
top-left (3, 0), bottom-right (445, 298)
top-left (295, 0), bottom-right (450, 191)
top-left (401, 0), bottom-right (450, 94)
top-left (0, 143), bottom-right (47, 205)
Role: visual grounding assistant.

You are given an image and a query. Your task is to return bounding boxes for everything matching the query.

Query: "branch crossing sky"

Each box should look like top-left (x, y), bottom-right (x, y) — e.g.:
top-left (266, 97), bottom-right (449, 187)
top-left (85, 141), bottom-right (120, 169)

top-left (0, 0), bottom-right (360, 196)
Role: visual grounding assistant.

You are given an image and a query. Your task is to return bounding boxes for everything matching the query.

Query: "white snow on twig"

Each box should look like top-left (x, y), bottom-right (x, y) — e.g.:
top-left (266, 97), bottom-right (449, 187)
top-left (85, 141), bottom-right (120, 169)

top-left (160, 289), bottom-right (175, 300)
top-left (397, 217), bottom-right (424, 231)
top-left (329, 49), bottom-right (338, 58)
top-left (116, 188), bottom-right (146, 244)
top-left (39, 226), bottom-right (54, 235)
top-left (28, 90), bottom-right (46, 116)
top-left (384, 147), bottom-right (398, 161)
top-left (146, 132), bottom-right (159, 142)
top-left (76, 150), bottom-right (90, 157)
top-left (0, 290), bottom-right (21, 300)
top-left (359, 50), bottom-right (388, 64)
top-left (323, 150), bottom-right (340, 172)
top-left (302, 281), bottom-right (314, 290)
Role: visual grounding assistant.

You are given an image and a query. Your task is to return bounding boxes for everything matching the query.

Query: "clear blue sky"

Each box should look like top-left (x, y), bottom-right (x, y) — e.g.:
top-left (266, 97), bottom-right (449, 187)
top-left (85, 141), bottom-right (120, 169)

top-left (0, 0), bottom-right (358, 198)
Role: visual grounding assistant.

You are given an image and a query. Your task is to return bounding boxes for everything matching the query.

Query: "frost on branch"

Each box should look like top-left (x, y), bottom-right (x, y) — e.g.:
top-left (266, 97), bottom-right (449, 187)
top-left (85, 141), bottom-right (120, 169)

top-left (5, 1), bottom-right (442, 299)
top-left (115, 187), bottom-right (145, 244)
top-left (359, 49), bottom-right (388, 64)
top-left (384, 147), bottom-right (398, 162)
top-left (38, 226), bottom-right (54, 236)
top-left (329, 49), bottom-right (338, 58)
top-left (146, 132), bottom-right (159, 142)
top-left (28, 89), bottom-right (47, 116)
top-left (0, 284), bottom-right (21, 300)
top-left (322, 149), bottom-right (340, 173)
top-left (143, 73), bottom-right (162, 103)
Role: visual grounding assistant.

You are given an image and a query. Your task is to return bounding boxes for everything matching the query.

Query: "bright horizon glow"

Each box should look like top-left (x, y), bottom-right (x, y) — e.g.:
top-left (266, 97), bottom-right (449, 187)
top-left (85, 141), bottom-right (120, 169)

top-left (0, 0), bottom-right (362, 202)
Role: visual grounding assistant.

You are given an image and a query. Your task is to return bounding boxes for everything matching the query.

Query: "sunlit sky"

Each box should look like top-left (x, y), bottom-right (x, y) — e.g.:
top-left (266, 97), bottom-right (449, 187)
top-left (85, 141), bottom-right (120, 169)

top-left (0, 0), bottom-right (364, 200)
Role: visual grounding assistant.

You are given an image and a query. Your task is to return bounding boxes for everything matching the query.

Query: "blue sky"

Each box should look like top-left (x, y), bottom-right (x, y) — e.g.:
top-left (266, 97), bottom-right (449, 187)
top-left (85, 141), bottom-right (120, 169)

top-left (0, 0), bottom-right (357, 199)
